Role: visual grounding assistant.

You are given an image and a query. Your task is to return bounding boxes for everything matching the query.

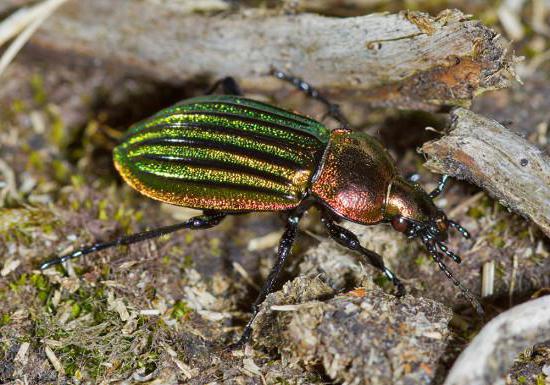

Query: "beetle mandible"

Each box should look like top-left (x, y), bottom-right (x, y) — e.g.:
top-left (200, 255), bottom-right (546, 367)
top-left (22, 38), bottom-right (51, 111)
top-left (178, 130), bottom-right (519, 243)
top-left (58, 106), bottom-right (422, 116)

top-left (40, 71), bottom-right (482, 348)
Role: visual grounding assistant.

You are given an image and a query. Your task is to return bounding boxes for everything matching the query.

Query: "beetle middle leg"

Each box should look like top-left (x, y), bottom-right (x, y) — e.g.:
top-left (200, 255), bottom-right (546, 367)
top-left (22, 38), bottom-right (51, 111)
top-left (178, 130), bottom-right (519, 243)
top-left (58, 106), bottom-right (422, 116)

top-left (39, 211), bottom-right (228, 270)
top-left (228, 208), bottom-right (304, 350)
top-left (206, 76), bottom-right (243, 96)
top-left (321, 213), bottom-right (405, 296)
top-left (271, 69), bottom-right (350, 129)
top-left (428, 174), bottom-right (450, 199)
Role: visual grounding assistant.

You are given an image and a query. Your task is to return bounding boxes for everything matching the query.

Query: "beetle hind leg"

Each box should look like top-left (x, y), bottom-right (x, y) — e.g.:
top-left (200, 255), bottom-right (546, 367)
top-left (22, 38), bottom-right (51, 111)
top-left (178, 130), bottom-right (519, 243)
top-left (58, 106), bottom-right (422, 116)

top-left (271, 69), bottom-right (350, 129)
top-left (321, 213), bottom-right (405, 297)
top-left (39, 211), bottom-right (228, 270)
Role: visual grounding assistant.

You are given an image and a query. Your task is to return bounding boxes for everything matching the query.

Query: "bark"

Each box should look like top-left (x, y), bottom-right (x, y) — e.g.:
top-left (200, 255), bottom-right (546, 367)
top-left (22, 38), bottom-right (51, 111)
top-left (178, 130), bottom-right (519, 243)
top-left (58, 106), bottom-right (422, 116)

top-left (31, 1), bottom-right (515, 109)
top-left (422, 108), bottom-right (550, 237)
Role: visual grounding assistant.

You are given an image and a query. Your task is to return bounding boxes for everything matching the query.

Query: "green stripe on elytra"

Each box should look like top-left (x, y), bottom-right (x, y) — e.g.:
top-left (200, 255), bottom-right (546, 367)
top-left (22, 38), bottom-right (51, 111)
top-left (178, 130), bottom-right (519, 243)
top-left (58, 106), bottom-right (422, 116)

top-left (140, 112), bottom-right (321, 146)
top-left (126, 137), bottom-right (305, 170)
top-left (127, 146), bottom-right (295, 183)
top-left (130, 157), bottom-right (293, 194)
top-left (129, 166), bottom-right (297, 203)
top-left (172, 96), bottom-right (328, 139)
top-left (121, 123), bottom-right (316, 165)
top-left (124, 122), bottom-right (319, 165)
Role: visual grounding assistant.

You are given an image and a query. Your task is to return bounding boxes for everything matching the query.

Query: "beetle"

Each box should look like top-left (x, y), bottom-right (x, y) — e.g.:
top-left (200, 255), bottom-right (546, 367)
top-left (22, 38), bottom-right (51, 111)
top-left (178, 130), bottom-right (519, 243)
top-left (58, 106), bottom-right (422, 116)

top-left (40, 71), bottom-right (482, 348)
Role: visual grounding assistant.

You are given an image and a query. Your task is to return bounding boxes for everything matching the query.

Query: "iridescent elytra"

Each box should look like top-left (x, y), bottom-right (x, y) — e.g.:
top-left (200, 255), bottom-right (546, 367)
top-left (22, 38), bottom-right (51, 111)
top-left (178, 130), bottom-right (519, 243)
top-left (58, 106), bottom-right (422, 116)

top-left (40, 72), bottom-right (482, 348)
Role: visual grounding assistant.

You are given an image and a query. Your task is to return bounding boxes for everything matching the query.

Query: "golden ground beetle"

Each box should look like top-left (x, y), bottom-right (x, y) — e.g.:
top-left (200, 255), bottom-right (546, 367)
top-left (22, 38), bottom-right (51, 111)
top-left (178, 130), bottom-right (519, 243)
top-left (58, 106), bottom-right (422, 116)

top-left (40, 71), bottom-right (482, 348)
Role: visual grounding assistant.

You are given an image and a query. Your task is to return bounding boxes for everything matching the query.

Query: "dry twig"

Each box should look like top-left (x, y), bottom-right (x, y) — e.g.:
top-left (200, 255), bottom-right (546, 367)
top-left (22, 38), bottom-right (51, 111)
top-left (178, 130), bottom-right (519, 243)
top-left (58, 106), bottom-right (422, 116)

top-left (422, 108), bottom-right (550, 237)
top-left (32, 2), bottom-right (514, 109)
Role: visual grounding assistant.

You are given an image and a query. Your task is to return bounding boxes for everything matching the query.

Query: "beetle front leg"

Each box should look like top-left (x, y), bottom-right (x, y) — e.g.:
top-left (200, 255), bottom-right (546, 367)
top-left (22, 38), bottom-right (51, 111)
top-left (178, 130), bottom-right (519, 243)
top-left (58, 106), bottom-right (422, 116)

top-left (321, 214), bottom-right (405, 297)
top-left (39, 212), bottom-right (228, 270)
top-left (271, 69), bottom-right (350, 129)
top-left (228, 210), bottom-right (303, 350)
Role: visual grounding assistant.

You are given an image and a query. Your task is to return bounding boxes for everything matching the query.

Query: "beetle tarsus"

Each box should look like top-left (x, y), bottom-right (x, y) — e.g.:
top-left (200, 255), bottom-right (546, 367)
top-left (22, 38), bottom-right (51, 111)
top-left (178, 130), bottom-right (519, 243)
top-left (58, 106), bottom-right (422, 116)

top-left (436, 241), bottom-right (462, 264)
top-left (321, 214), bottom-right (405, 296)
top-left (428, 174), bottom-right (450, 199)
top-left (229, 209), bottom-right (304, 349)
top-left (448, 220), bottom-right (471, 239)
top-left (271, 68), bottom-right (350, 129)
top-left (39, 212), bottom-right (227, 270)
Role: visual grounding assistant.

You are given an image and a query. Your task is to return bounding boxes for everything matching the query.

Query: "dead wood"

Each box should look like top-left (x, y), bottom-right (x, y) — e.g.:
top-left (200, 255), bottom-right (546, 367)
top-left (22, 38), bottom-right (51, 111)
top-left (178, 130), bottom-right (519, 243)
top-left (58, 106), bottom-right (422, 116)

top-left (422, 108), bottom-right (550, 237)
top-left (32, 2), bottom-right (514, 109)
top-left (444, 295), bottom-right (550, 385)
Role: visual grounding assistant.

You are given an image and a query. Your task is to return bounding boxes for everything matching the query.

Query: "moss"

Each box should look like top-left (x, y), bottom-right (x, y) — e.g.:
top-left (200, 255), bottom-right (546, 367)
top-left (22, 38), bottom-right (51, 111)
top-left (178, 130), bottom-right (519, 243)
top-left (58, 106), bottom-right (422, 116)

top-left (415, 255), bottom-right (428, 266)
top-left (494, 261), bottom-right (506, 280)
top-left (30, 273), bottom-right (53, 305)
top-left (184, 232), bottom-right (194, 244)
top-left (47, 105), bottom-right (69, 152)
top-left (30, 73), bottom-right (47, 106)
top-left (209, 237), bottom-right (221, 257)
top-left (9, 273), bottom-right (28, 292)
top-left (466, 206), bottom-right (485, 219)
top-left (489, 235), bottom-right (505, 248)
top-left (59, 344), bottom-right (106, 378)
top-left (11, 99), bottom-right (27, 113)
top-left (171, 300), bottom-right (193, 320)
top-left (52, 159), bottom-right (71, 183)
top-left (27, 151), bottom-right (45, 172)
top-left (373, 274), bottom-right (392, 291)
top-left (97, 199), bottom-right (109, 221)
top-left (71, 303), bottom-right (82, 318)
top-left (0, 314), bottom-right (11, 327)
top-left (466, 196), bottom-right (492, 219)
top-left (182, 254), bottom-right (194, 269)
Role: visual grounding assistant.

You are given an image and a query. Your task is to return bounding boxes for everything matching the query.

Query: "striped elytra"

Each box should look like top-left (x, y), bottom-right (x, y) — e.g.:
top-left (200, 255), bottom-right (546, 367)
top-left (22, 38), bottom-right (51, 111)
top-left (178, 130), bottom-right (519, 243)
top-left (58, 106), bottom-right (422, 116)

top-left (114, 95), bottom-right (330, 211)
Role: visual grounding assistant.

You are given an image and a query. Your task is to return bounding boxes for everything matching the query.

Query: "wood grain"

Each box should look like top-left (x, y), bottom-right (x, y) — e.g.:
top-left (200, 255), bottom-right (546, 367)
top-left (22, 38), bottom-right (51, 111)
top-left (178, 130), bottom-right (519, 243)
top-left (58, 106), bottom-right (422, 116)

top-left (422, 108), bottom-right (550, 237)
top-left (32, 2), bottom-right (514, 109)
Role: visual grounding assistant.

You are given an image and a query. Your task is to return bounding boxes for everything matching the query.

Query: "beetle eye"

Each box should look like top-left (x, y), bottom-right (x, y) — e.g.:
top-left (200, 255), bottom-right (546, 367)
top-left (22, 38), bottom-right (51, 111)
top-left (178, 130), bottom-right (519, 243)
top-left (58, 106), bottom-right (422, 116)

top-left (391, 216), bottom-right (409, 233)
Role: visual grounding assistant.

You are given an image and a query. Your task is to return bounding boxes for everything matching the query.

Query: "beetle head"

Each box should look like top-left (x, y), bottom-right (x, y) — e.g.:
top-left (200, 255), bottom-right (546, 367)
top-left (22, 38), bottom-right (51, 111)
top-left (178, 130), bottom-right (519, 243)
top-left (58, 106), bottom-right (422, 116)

top-left (384, 176), bottom-right (470, 260)
top-left (383, 176), bottom-right (483, 314)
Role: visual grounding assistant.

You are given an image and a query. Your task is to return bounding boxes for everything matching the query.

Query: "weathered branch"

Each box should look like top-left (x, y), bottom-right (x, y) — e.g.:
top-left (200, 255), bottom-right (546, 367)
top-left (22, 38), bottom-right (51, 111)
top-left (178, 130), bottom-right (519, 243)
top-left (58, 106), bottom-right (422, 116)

top-left (422, 108), bottom-right (550, 237)
top-left (32, 2), bottom-right (514, 109)
top-left (444, 296), bottom-right (550, 385)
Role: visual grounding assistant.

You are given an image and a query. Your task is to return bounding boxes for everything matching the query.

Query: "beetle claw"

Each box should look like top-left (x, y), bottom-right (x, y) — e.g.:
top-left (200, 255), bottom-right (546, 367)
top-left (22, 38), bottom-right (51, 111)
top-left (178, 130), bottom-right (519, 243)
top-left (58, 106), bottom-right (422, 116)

top-left (436, 241), bottom-right (462, 264)
top-left (448, 220), bottom-right (471, 239)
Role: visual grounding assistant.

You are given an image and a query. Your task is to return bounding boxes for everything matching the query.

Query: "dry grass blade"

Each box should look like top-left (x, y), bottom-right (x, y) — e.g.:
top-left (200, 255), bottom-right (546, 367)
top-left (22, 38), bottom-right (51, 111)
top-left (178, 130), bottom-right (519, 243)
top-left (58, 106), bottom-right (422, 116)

top-left (0, 0), bottom-right (70, 78)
